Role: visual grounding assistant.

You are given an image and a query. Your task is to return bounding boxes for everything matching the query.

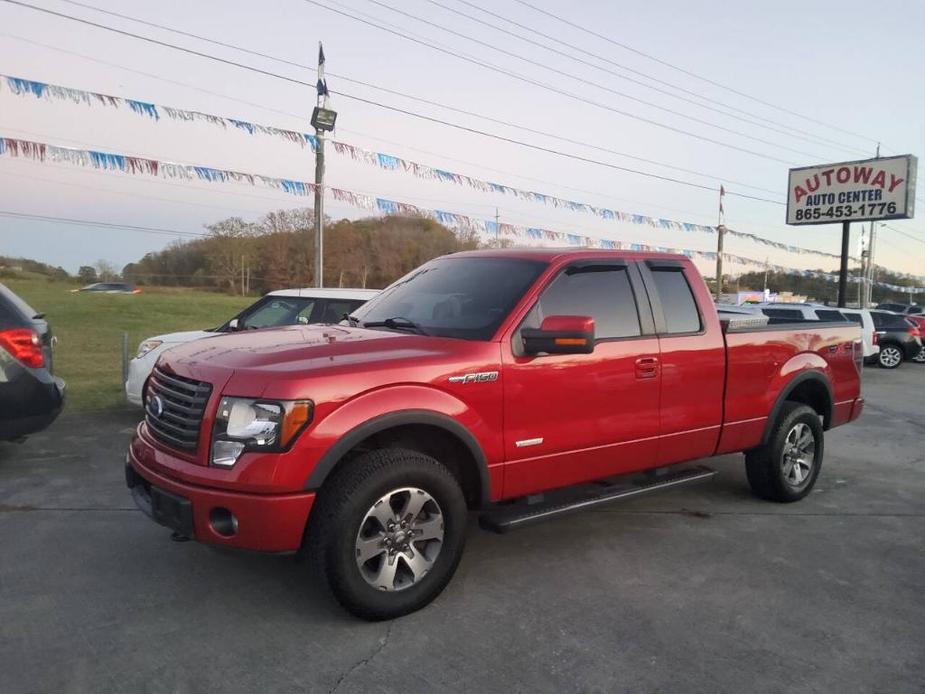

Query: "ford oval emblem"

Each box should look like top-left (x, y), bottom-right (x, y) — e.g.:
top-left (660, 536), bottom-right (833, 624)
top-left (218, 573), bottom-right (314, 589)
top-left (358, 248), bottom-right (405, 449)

top-left (147, 394), bottom-right (164, 419)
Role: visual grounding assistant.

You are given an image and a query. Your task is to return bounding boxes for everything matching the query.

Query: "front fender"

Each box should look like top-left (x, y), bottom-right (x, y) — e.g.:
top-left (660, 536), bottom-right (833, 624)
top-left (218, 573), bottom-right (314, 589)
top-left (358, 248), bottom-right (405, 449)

top-left (295, 384), bottom-right (501, 501)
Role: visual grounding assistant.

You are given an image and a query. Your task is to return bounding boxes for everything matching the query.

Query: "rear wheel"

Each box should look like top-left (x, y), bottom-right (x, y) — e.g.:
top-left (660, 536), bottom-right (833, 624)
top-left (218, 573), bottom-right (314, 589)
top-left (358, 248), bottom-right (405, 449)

top-left (912, 347), bottom-right (925, 363)
top-left (745, 403), bottom-right (823, 503)
top-left (306, 448), bottom-right (467, 621)
top-left (878, 343), bottom-right (904, 369)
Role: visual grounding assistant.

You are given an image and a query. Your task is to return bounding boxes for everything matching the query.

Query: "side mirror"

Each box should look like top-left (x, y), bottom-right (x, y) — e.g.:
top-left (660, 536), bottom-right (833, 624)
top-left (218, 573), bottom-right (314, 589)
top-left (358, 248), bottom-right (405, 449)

top-left (522, 315), bottom-right (595, 355)
top-left (228, 318), bottom-right (240, 331)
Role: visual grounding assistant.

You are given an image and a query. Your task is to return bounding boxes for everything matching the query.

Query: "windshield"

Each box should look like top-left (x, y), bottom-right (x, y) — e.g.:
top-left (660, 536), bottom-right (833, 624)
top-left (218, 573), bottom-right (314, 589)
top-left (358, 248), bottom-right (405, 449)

top-left (350, 256), bottom-right (547, 340)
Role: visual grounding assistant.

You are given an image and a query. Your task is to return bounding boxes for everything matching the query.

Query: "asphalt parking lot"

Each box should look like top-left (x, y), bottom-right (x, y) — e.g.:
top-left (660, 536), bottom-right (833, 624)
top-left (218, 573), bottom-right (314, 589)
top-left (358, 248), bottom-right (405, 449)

top-left (1, 366), bottom-right (923, 693)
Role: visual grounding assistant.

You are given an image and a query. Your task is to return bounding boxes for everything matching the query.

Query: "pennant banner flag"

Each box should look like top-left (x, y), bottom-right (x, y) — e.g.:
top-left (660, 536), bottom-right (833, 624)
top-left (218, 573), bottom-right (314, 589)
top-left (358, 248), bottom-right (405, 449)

top-left (4, 134), bottom-right (920, 291)
top-left (0, 73), bottom-right (859, 264)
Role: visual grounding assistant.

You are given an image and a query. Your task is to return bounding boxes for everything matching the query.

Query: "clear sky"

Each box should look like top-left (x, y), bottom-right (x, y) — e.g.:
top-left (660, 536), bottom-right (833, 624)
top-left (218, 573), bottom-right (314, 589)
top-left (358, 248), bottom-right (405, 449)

top-left (1, 0), bottom-right (923, 279)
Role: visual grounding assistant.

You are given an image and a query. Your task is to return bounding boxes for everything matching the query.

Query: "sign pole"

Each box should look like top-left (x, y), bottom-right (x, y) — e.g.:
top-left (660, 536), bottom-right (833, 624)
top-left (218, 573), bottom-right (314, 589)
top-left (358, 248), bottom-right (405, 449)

top-left (837, 220), bottom-right (850, 307)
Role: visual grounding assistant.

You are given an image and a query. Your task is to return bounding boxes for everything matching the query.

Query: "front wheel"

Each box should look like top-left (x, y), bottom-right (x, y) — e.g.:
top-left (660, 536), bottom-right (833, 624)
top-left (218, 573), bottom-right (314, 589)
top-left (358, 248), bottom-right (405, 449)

top-left (878, 343), bottom-right (904, 369)
top-left (745, 403), bottom-right (824, 503)
top-left (306, 448), bottom-right (468, 621)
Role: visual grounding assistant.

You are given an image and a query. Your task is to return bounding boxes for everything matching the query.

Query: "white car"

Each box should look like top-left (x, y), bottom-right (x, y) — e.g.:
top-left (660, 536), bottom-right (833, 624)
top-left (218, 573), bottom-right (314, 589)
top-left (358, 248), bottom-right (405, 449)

top-left (125, 287), bottom-right (379, 406)
top-left (837, 308), bottom-right (880, 362)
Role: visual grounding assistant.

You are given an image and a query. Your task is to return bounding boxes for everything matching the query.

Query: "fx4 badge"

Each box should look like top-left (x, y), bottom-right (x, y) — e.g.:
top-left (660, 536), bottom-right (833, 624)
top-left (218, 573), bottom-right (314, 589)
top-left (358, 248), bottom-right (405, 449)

top-left (448, 371), bottom-right (498, 384)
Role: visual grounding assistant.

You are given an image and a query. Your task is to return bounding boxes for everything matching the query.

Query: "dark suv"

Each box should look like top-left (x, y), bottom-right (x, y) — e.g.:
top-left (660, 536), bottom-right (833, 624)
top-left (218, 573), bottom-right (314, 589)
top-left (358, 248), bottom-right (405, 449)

top-left (875, 303), bottom-right (923, 316)
top-left (870, 310), bottom-right (923, 369)
top-left (0, 284), bottom-right (65, 440)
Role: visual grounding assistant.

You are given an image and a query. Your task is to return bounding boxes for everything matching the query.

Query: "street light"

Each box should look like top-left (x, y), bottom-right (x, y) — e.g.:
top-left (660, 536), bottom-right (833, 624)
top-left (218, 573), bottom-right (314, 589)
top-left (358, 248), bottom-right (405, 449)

top-left (311, 106), bottom-right (337, 132)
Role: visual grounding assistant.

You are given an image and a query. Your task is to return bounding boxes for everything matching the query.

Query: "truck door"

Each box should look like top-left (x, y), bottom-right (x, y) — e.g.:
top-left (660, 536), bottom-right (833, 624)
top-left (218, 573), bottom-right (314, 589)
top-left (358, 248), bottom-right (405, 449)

top-left (637, 260), bottom-right (725, 465)
top-left (501, 261), bottom-right (661, 498)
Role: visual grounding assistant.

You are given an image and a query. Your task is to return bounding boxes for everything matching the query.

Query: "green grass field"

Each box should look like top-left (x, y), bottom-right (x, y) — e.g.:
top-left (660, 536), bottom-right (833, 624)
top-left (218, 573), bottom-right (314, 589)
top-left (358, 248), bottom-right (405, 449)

top-left (4, 276), bottom-right (251, 411)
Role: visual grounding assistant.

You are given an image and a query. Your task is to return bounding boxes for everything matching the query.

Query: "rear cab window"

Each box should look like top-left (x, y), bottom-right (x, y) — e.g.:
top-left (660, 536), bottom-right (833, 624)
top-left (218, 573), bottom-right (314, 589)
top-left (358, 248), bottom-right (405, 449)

top-left (647, 267), bottom-right (701, 334)
top-left (814, 310), bottom-right (847, 321)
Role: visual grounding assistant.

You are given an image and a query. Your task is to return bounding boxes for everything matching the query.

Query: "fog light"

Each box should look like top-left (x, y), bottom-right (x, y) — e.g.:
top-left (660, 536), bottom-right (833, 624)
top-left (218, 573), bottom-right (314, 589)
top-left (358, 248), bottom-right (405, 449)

top-left (209, 507), bottom-right (238, 537)
top-left (212, 439), bottom-right (245, 467)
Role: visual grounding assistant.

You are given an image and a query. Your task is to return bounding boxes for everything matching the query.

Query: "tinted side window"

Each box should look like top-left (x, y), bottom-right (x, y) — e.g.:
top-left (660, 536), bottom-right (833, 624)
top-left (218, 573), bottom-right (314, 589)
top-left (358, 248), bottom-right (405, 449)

top-left (242, 298), bottom-right (315, 329)
top-left (320, 299), bottom-right (364, 324)
top-left (845, 314), bottom-right (863, 326)
top-left (815, 310), bottom-right (846, 321)
top-left (525, 266), bottom-right (641, 339)
top-left (650, 269), bottom-right (701, 333)
top-left (762, 308), bottom-right (805, 321)
top-left (872, 312), bottom-right (907, 329)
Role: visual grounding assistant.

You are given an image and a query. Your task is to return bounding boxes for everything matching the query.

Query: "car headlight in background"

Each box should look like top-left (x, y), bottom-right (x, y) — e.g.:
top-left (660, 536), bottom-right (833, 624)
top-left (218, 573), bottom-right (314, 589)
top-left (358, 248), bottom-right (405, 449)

top-left (211, 397), bottom-right (313, 467)
top-left (136, 339), bottom-right (163, 359)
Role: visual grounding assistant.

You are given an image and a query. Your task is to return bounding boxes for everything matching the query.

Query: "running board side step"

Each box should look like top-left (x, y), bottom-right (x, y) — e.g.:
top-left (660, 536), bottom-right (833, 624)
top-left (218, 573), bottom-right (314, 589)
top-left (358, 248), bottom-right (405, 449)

top-left (478, 465), bottom-right (716, 533)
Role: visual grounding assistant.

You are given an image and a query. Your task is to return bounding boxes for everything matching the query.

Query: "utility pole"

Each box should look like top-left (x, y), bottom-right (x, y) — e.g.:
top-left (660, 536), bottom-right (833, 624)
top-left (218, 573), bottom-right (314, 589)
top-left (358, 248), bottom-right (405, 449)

top-left (864, 144), bottom-right (881, 306)
top-left (495, 207), bottom-right (500, 231)
top-left (714, 185), bottom-right (725, 301)
top-left (313, 42), bottom-right (327, 289)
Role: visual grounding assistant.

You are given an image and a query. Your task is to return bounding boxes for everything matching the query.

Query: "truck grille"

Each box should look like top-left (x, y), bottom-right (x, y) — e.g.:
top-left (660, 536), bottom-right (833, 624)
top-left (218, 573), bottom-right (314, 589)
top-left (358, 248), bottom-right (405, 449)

top-left (145, 366), bottom-right (212, 452)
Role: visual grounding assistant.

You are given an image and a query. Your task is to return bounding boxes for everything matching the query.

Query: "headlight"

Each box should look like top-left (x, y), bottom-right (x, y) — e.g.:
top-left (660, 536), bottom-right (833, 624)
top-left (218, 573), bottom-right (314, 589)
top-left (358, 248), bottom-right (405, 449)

top-left (211, 397), bottom-right (313, 467)
top-left (136, 339), bottom-right (163, 359)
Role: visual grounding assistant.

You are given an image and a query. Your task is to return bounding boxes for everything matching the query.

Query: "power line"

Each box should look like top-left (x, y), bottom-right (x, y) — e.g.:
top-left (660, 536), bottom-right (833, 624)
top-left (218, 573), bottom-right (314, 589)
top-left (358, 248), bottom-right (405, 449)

top-left (7, 0), bottom-right (801, 165)
top-left (1, 30), bottom-right (783, 198)
top-left (365, 0), bottom-right (849, 159)
top-left (882, 224), bottom-right (925, 246)
top-left (0, 43), bottom-right (786, 203)
top-left (54, 0), bottom-right (870, 157)
top-left (302, 0), bottom-right (799, 165)
top-left (0, 70), bottom-right (787, 209)
top-left (444, 0), bottom-right (869, 155)
top-left (513, 0), bottom-right (880, 146)
top-left (329, 91), bottom-right (784, 204)
top-left (363, 0), bottom-right (831, 160)
top-left (0, 209), bottom-right (207, 237)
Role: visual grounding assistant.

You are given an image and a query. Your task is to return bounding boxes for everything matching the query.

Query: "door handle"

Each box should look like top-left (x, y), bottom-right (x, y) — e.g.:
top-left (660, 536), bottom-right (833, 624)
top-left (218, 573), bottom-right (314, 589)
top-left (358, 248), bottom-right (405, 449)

top-left (635, 356), bottom-right (659, 379)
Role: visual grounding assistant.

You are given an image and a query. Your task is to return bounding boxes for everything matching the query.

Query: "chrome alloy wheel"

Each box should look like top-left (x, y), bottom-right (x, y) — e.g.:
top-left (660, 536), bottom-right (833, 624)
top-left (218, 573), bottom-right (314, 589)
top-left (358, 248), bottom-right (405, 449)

top-left (879, 346), bottom-right (903, 368)
top-left (781, 422), bottom-right (816, 488)
top-left (913, 348), bottom-right (925, 363)
top-left (355, 487), bottom-right (445, 592)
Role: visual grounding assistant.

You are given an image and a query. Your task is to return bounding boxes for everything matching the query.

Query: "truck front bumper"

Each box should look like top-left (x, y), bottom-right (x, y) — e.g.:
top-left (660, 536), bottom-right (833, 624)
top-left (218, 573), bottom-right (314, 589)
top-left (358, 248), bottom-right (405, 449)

top-left (126, 445), bottom-right (315, 553)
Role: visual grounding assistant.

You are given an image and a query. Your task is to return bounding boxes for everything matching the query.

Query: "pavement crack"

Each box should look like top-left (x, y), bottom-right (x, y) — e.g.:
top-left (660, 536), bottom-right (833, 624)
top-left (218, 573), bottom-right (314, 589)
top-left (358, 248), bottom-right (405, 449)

top-left (328, 621), bottom-right (394, 694)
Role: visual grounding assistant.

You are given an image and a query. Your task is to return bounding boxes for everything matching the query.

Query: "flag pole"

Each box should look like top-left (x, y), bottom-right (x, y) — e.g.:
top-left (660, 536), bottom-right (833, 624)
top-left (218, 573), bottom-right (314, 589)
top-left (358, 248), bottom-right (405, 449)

top-left (313, 42), bottom-right (327, 288)
top-left (715, 185), bottom-right (725, 301)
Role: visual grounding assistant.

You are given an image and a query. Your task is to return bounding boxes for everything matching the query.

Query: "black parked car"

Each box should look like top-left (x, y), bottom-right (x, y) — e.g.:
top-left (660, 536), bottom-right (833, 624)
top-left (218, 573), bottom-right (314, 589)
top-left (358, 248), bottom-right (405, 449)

top-left (0, 284), bottom-right (65, 440)
top-left (875, 302), bottom-right (923, 316)
top-left (870, 310), bottom-right (923, 369)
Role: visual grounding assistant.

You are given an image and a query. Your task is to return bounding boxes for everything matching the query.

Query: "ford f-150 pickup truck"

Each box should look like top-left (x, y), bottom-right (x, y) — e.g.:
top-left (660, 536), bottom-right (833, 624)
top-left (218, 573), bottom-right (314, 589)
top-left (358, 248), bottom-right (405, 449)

top-left (126, 249), bottom-right (864, 620)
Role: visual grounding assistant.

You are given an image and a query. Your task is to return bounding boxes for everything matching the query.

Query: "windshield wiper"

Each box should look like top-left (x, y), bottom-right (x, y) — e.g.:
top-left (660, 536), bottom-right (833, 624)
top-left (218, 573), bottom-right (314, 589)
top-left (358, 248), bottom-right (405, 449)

top-left (362, 316), bottom-right (429, 335)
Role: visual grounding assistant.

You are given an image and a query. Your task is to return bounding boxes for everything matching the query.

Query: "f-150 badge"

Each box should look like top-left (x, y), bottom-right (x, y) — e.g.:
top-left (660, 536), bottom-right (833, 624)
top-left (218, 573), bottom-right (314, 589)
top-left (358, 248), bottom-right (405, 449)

top-left (448, 371), bottom-right (498, 384)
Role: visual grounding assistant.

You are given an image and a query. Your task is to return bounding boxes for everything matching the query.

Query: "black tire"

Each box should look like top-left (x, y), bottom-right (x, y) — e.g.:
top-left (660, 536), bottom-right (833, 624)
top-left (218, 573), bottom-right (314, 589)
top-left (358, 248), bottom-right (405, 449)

top-left (305, 448), bottom-right (467, 621)
top-left (745, 403), bottom-right (824, 503)
top-left (878, 343), bottom-right (904, 369)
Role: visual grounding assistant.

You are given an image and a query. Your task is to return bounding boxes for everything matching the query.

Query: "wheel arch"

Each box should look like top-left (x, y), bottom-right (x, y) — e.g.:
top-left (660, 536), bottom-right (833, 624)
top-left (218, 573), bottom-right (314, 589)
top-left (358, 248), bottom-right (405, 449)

top-left (304, 410), bottom-right (490, 508)
top-left (762, 371), bottom-right (833, 443)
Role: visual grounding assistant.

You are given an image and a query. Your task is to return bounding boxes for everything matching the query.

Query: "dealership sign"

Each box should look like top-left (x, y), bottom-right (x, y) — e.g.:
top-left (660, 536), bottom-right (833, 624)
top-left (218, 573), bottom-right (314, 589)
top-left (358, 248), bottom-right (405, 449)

top-left (786, 155), bottom-right (917, 226)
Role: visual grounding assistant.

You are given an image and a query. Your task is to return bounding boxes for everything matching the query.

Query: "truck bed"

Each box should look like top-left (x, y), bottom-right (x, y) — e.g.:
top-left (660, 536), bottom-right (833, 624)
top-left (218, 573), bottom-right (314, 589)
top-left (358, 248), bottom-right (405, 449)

top-left (716, 320), bottom-right (863, 455)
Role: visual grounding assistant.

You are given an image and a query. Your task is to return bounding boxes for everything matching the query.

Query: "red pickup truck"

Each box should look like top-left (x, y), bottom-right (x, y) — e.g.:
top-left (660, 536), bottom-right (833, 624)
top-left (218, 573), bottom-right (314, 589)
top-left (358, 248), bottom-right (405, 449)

top-left (126, 249), bottom-right (864, 620)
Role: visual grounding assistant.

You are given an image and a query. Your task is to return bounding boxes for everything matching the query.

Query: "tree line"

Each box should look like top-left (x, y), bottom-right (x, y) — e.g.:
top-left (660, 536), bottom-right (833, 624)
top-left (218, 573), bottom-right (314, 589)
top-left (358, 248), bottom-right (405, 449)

top-left (120, 211), bottom-right (488, 294)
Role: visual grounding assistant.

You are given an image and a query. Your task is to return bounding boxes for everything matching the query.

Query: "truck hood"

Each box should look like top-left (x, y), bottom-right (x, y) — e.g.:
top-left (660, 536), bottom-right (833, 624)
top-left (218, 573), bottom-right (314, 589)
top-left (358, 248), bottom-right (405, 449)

top-left (157, 325), bottom-right (481, 387)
